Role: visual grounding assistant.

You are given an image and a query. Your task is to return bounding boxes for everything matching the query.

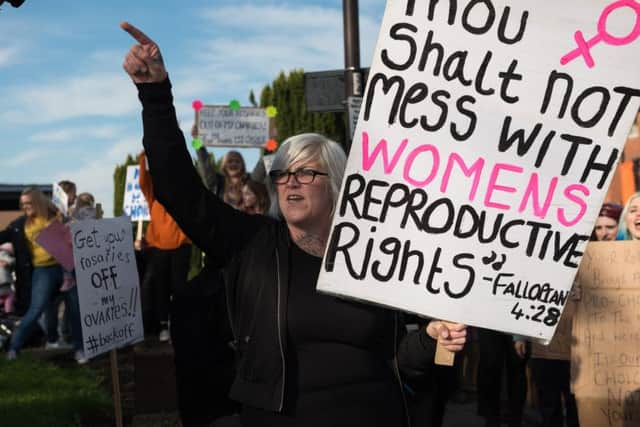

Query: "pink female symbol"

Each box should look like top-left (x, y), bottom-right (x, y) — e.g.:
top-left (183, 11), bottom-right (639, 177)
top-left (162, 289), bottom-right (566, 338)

top-left (560, 0), bottom-right (640, 68)
top-left (192, 99), bottom-right (203, 111)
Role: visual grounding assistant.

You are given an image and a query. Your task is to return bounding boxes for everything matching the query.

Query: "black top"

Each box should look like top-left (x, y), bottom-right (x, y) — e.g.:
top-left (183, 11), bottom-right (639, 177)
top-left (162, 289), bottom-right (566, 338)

top-left (241, 243), bottom-right (405, 427)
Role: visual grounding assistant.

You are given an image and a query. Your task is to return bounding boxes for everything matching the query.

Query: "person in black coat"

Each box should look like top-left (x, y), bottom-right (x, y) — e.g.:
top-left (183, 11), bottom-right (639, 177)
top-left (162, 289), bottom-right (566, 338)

top-left (170, 131), bottom-right (246, 425)
top-left (121, 22), bottom-right (467, 427)
top-left (0, 215), bottom-right (32, 316)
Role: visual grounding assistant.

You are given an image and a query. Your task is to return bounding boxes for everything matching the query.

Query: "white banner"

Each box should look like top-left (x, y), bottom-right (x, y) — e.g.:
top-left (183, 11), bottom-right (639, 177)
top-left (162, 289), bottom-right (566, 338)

top-left (52, 182), bottom-right (68, 217)
top-left (198, 105), bottom-right (269, 147)
top-left (318, 0), bottom-right (640, 342)
top-left (71, 217), bottom-right (143, 358)
top-left (123, 165), bottom-right (150, 221)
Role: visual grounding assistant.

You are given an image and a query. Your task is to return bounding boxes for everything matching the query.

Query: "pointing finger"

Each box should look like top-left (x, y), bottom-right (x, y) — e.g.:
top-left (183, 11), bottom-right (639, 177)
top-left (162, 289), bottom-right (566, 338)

top-left (124, 53), bottom-right (148, 74)
top-left (120, 21), bottom-right (154, 45)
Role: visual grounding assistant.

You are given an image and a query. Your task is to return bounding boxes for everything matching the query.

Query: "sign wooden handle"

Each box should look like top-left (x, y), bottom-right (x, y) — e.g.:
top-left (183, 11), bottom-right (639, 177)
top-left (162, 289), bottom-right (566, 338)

top-left (110, 349), bottom-right (124, 427)
top-left (136, 220), bottom-right (143, 241)
top-left (434, 321), bottom-right (456, 366)
top-left (435, 341), bottom-right (455, 366)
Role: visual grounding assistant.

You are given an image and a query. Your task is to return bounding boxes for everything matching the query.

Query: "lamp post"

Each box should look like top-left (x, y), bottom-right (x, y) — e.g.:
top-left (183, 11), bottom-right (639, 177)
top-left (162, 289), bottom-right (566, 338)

top-left (343, 0), bottom-right (361, 152)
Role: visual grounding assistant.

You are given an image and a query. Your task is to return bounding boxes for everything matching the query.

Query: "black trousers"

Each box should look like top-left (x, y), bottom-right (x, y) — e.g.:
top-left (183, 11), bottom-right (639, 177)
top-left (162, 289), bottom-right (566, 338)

top-left (140, 244), bottom-right (191, 334)
top-left (407, 360), bottom-right (461, 427)
top-left (170, 264), bottom-right (240, 426)
top-left (530, 359), bottom-right (579, 427)
top-left (477, 329), bottom-right (528, 427)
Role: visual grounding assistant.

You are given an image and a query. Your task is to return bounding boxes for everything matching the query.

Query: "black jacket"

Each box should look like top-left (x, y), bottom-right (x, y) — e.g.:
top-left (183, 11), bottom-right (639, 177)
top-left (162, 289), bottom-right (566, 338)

top-left (138, 78), bottom-right (438, 413)
top-left (0, 215), bottom-right (32, 314)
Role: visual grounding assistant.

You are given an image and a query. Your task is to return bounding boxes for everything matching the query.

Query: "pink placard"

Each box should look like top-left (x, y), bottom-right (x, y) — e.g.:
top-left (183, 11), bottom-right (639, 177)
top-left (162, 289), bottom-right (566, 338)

top-left (35, 221), bottom-right (74, 271)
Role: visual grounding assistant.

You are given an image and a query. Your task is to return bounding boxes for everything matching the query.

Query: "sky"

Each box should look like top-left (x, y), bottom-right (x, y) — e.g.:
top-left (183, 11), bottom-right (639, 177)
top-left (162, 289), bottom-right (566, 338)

top-left (0, 0), bottom-right (386, 216)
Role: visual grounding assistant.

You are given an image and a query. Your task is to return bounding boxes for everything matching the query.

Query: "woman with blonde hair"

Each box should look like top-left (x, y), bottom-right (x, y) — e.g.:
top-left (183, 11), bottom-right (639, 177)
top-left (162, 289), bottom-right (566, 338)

top-left (618, 192), bottom-right (640, 240)
top-left (220, 150), bottom-right (249, 210)
top-left (0, 187), bottom-right (84, 362)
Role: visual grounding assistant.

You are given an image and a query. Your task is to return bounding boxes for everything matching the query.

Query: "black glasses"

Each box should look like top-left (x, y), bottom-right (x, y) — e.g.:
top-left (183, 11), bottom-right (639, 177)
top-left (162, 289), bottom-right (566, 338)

top-left (269, 168), bottom-right (329, 185)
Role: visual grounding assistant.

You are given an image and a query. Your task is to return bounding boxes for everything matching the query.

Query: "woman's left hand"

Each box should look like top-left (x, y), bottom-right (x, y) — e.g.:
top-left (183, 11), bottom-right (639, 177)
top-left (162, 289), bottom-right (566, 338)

top-left (426, 320), bottom-right (467, 352)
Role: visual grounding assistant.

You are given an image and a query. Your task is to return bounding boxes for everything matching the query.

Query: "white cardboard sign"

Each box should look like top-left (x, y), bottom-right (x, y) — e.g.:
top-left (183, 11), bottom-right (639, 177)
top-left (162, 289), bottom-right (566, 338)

top-left (52, 182), bottom-right (69, 217)
top-left (198, 105), bottom-right (269, 147)
top-left (317, 0), bottom-right (640, 342)
top-left (123, 165), bottom-right (150, 221)
top-left (347, 96), bottom-right (363, 140)
top-left (71, 216), bottom-right (144, 358)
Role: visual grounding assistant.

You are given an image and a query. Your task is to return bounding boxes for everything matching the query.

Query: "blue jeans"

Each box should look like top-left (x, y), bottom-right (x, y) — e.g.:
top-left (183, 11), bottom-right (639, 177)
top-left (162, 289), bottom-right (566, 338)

top-left (10, 266), bottom-right (83, 352)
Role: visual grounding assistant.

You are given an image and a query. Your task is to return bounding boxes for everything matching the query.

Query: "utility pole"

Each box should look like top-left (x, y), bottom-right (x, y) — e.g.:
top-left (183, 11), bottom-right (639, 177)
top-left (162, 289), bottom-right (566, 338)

top-left (343, 0), bottom-right (361, 153)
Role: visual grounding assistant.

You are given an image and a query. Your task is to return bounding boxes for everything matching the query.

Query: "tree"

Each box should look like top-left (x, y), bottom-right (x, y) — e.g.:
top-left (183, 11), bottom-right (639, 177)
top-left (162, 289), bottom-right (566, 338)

top-left (257, 69), bottom-right (346, 151)
top-left (248, 90), bottom-right (258, 107)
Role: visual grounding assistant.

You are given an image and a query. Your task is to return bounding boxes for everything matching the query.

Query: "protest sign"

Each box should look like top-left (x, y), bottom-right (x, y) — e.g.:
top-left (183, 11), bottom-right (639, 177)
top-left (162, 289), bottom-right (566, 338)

top-left (571, 241), bottom-right (640, 427)
top-left (123, 165), bottom-right (150, 221)
top-left (347, 96), bottom-right (363, 140)
top-left (317, 0), bottom-right (640, 341)
top-left (530, 298), bottom-right (576, 361)
top-left (71, 216), bottom-right (143, 358)
top-left (197, 105), bottom-right (269, 147)
top-left (52, 182), bottom-right (68, 217)
top-left (35, 221), bottom-right (74, 271)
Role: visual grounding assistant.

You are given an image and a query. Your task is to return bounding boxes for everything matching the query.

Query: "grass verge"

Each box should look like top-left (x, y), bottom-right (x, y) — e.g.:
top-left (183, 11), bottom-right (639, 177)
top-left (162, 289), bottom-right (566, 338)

top-left (0, 354), bottom-right (113, 427)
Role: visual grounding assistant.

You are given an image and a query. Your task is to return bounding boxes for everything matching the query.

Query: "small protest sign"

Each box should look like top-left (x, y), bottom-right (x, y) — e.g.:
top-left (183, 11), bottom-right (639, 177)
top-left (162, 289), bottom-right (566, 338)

top-left (35, 221), bottom-right (74, 271)
top-left (123, 165), bottom-right (150, 221)
top-left (197, 105), bottom-right (269, 147)
top-left (52, 182), bottom-right (68, 217)
top-left (317, 0), bottom-right (640, 341)
top-left (571, 241), bottom-right (640, 427)
top-left (71, 216), bottom-right (143, 358)
top-left (347, 96), bottom-right (363, 140)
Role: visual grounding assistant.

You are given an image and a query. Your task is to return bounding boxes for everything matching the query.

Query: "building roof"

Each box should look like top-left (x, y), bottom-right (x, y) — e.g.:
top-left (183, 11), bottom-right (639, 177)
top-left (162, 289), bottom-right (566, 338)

top-left (0, 183), bottom-right (52, 211)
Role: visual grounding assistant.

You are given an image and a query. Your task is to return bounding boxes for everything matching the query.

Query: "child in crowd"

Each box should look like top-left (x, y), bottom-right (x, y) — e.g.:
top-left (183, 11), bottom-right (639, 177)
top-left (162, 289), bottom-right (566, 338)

top-left (0, 243), bottom-right (15, 315)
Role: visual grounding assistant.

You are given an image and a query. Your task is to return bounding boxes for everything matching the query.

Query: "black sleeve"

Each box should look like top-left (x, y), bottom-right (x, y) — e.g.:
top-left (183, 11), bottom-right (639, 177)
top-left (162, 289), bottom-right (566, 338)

top-left (136, 78), bottom-right (269, 265)
top-left (396, 324), bottom-right (437, 381)
top-left (0, 224), bottom-right (12, 245)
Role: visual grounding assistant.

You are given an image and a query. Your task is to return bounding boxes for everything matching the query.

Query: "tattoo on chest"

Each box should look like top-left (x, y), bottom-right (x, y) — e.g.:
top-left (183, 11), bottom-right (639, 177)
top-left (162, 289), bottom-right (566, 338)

top-left (294, 234), bottom-right (326, 257)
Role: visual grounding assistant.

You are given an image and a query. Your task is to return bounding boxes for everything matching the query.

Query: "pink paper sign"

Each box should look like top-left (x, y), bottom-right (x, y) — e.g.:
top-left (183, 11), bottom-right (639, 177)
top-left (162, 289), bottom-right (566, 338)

top-left (35, 221), bottom-right (74, 271)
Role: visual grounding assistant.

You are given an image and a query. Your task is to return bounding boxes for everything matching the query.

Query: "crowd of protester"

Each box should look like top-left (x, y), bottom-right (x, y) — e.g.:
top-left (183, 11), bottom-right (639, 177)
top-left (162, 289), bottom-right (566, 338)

top-left (119, 22), bottom-right (640, 427)
top-left (2, 18), bottom-right (640, 427)
top-left (0, 182), bottom-right (95, 364)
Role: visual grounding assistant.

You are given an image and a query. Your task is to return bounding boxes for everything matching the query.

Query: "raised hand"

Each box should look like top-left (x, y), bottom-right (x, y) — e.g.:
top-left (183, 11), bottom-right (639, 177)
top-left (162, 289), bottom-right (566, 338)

top-left (120, 21), bottom-right (168, 84)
